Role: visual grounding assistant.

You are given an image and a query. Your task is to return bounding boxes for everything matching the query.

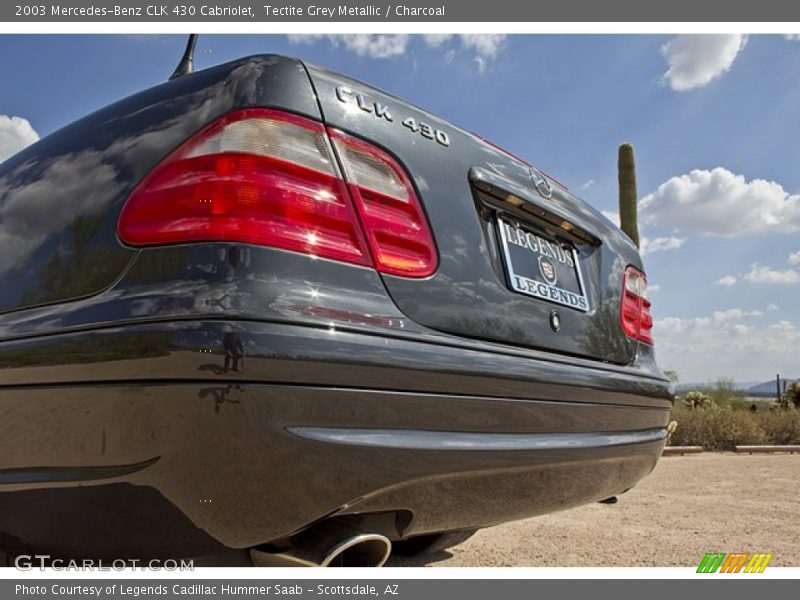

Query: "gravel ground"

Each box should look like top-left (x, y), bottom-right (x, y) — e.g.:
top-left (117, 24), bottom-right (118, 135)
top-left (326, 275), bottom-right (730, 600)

top-left (387, 453), bottom-right (800, 567)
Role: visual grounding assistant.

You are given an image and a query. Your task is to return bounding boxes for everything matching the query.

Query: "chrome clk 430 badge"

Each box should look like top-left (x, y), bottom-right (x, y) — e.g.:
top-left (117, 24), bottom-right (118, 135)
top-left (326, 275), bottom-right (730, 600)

top-left (335, 85), bottom-right (451, 147)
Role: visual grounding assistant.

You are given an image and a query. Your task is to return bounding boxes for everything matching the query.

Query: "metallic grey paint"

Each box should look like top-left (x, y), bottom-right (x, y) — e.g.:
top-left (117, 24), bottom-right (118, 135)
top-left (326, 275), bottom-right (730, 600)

top-left (0, 54), bottom-right (672, 559)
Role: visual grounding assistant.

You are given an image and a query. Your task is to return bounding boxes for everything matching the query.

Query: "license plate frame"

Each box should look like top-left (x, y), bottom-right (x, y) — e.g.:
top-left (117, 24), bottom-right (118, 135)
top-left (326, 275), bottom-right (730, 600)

top-left (497, 216), bottom-right (590, 312)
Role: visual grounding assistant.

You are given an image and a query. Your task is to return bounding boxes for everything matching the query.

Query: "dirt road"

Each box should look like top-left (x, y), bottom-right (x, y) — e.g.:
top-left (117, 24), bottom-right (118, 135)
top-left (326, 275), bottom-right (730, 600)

top-left (388, 453), bottom-right (800, 567)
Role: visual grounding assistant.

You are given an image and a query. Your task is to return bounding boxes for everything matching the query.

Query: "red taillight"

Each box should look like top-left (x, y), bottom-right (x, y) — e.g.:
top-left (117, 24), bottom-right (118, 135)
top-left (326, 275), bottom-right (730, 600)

top-left (329, 129), bottom-right (437, 278)
top-left (118, 109), bottom-right (371, 266)
top-left (620, 266), bottom-right (654, 345)
top-left (118, 109), bottom-right (438, 278)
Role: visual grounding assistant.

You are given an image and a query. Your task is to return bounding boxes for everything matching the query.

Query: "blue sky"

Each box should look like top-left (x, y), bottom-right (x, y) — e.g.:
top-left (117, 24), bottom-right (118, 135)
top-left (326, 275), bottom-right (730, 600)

top-left (1, 34), bottom-right (799, 384)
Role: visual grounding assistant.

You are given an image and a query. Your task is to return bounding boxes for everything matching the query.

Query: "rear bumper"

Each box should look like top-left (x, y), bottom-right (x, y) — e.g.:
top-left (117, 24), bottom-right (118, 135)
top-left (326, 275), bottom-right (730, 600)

top-left (0, 319), bottom-right (671, 558)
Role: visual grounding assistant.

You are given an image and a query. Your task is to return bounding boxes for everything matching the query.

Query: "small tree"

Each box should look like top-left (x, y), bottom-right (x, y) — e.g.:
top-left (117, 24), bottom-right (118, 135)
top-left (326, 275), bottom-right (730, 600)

top-left (709, 377), bottom-right (741, 405)
top-left (781, 381), bottom-right (800, 409)
top-left (683, 391), bottom-right (715, 410)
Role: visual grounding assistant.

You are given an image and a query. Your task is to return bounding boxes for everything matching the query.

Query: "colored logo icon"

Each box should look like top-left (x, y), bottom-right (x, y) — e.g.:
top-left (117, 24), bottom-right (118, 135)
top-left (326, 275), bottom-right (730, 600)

top-left (697, 552), bottom-right (773, 573)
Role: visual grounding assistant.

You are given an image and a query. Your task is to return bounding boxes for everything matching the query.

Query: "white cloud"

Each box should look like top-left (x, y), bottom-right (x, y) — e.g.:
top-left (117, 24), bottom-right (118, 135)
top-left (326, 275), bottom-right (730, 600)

top-left (0, 115), bottom-right (39, 163)
top-left (654, 309), bottom-right (800, 381)
top-left (717, 253), bottom-right (800, 286)
top-left (648, 283), bottom-right (661, 292)
top-left (658, 308), bottom-right (764, 334)
top-left (459, 34), bottom-right (505, 59)
top-left (287, 34), bottom-right (506, 70)
top-left (660, 34), bottom-right (748, 91)
top-left (286, 34), bottom-right (323, 44)
top-left (785, 34), bottom-right (800, 41)
top-left (716, 275), bottom-right (738, 286)
top-left (341, 34), bottom-right (410, 59)
top-left (640, 236), bottom-right (686, 255)
top-left (580, 179), bottom-right (595, 190)
top-left (422, 34), bottom-right (453, 47)
top-left (458, 34), bottom-right (506, 72)
top-left (767, 303), bottom-right (779, 311)
top-left (600, 212), bottom-right (679, 256)
top-left (287, 34), bottom-right (409, 58)
top-left (292, 34), bottom-right (409, 58)
top-left (640, 167), bottom-right (800, 236)
top-left (742, 263), bottom-right (800, 285)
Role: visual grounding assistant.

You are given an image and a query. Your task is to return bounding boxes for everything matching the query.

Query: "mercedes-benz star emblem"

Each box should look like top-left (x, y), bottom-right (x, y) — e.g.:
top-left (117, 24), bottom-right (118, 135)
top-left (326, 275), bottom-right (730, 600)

top-left (529, 167), bottom-right (552, 199)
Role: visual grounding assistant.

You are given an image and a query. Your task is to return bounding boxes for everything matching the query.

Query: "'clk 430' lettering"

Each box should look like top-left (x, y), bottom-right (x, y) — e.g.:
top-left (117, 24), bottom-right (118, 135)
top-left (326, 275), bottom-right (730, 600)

top-left (336, 86), bottom-right (451, 147)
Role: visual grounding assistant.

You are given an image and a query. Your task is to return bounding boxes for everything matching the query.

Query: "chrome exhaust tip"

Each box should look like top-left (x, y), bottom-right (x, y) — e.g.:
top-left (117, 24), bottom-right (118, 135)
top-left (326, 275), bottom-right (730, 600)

top-left (250, 524), bottom-right (392, 567)
top-left (319, 533), bottom-right (391, 567)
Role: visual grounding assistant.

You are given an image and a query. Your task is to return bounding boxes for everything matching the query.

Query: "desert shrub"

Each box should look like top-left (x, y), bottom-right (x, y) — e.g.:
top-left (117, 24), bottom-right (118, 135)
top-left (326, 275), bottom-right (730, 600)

top-left (669, 405), bottom-right (765, 449)
top-left (682, 378), bottom-right (748, 409)
top-left (717, 411), bottom-right (769, 447)
top-left (708, 377), bottom-right (745, 406)
top-left (728, 398), bottom-right (757, 412)
top-left (781, 381), bottom-right (800, 409)
top-left (669, 404), bottom-right (800, 449)
top-left (683, 391), bottom-right (715, 410)
top-left (759, 408), bottom-right (800, 445)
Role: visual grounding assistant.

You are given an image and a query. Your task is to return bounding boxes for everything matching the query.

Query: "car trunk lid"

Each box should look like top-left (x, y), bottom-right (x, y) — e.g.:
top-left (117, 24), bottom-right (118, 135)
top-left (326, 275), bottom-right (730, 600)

top-left (305, 63), bottom-right (642, 365)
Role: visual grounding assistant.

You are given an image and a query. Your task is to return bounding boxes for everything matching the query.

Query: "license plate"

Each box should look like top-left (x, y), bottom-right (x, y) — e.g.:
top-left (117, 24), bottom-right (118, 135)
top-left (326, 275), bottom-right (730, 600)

top-left (497, 217), bottom-right (590, 312)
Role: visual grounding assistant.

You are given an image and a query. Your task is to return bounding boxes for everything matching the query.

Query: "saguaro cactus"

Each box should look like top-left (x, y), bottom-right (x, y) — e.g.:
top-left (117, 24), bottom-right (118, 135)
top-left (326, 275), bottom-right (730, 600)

top-left (618, 143), bottom-right (640, 248)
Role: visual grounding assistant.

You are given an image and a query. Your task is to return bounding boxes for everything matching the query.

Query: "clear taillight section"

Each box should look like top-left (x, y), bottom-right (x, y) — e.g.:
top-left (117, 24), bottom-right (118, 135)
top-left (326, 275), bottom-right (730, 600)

top-left (620, 266), bottom-right (653, 345)
top-left (330, 129), bottom-right (437, 278)
top-left (118, 109), bottom-right (438, 278)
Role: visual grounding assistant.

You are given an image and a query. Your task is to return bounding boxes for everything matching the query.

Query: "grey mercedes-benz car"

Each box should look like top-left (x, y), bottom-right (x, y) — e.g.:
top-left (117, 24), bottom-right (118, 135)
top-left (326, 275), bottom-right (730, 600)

top-left (0, 50), bottom-right (671, 566)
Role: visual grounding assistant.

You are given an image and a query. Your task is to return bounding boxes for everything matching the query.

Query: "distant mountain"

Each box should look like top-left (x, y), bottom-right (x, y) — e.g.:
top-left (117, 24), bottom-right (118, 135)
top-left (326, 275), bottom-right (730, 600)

top-left (675, 381), bottom-right (760, 393)
top-left (674, 379), bottom-right (797, 398)
top-left (746, 378), bottom-right (799, 397)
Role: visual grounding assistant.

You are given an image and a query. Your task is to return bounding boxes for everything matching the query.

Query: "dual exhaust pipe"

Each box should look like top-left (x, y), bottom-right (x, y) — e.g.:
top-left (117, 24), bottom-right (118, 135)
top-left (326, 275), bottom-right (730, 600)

top-left (250, 520), bottom-right (392, 568)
